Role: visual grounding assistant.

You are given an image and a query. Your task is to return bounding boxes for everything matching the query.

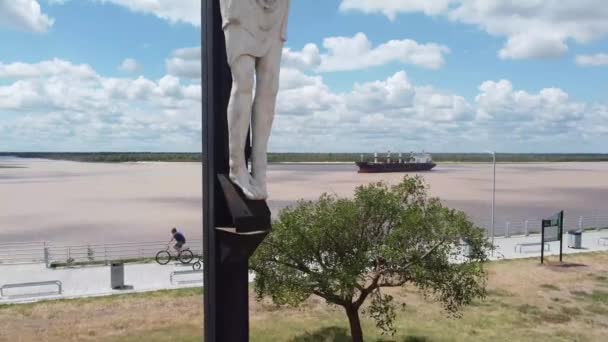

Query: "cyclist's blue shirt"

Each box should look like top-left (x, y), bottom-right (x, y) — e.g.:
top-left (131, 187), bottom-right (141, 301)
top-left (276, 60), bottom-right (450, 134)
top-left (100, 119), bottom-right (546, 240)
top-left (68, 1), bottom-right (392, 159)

top-left (174, 232), bottom-right (186, 243)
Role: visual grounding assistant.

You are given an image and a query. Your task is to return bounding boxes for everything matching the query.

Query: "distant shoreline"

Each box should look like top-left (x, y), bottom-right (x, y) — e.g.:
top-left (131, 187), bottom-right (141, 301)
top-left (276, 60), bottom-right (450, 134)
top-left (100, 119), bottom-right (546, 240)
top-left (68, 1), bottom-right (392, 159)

top-left (2, 152), bottom-right (608, 164)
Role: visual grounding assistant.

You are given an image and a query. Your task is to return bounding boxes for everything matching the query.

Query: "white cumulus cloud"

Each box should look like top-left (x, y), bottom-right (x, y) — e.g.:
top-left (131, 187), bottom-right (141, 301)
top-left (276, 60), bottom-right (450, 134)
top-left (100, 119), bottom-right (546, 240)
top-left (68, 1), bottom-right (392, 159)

top-left (340, 0), bottom-right (608, 60)
top-left (474, 79), bottom-right (587, 140)
top-left (271, 68), bottom-right (478, 152)
top-left (320, 33), bottom-right (450, 71)
top-left (285, 33), bottom-right (450, 72)
top-left (1, 54), bottom-right (606, 151)
top-left (0, 0), bottom-right (54, 33)
top-left (576, 53), bottom-right (608, 67)
top-left (271, 66), bottom-right (606, 152)
top-left (0, 58), bottom-right (201, 151)
top-left (99, 0), bottom-right (200, 26)
top-left (0, 59), bottom-right (97, 79)
top-left (282, 44), bottom-right (322, 70)
top-left (166, 46), bottom-right (201, 79)
top-left (119, 58), bottom-right (141, 73)
top-left (339, 0), bottom-right (453, 20)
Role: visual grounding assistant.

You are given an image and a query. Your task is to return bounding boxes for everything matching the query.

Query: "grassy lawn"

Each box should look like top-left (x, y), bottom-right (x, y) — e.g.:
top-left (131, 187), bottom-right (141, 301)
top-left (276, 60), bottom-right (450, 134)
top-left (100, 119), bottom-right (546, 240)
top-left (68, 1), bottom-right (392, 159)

top-left (2, 253), bottom-right (608, 341)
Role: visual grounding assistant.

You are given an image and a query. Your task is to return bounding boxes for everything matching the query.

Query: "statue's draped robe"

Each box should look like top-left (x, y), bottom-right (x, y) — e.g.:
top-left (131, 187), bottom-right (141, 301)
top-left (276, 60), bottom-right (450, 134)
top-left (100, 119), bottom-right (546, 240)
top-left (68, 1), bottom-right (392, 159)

top-left (220, 0), bottom-right (290, 66)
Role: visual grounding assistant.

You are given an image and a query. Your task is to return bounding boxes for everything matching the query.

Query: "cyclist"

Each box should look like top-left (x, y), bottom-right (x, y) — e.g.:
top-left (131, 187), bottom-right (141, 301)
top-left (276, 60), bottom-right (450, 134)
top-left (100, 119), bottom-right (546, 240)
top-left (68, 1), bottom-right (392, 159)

top-left (169, 227), bottom-right (186, 255)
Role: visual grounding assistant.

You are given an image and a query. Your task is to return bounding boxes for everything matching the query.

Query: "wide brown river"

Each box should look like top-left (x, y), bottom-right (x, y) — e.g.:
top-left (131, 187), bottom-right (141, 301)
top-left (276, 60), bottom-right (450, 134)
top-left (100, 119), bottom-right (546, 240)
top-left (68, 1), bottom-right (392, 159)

top-left (1, 157), bottom-right (607, 244)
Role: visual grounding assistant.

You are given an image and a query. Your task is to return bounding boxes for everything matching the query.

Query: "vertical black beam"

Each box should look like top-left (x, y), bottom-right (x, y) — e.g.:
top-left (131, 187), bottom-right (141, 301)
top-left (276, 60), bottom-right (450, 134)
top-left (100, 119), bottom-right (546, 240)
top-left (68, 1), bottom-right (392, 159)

top-left (541, 220), bottom-right (545, 264)
top-left (203, 0), bottom-right (233, 340)
top-left (202, 0), bottom-right (216, 340)
top-left (209, 1), bottom-right (233, 227)
top-left (559, 210), bottom-right (564, 263)
top-left (217, 231), bottom-right (251, 342)
top-left (204, 1), bottom-right (258, 341)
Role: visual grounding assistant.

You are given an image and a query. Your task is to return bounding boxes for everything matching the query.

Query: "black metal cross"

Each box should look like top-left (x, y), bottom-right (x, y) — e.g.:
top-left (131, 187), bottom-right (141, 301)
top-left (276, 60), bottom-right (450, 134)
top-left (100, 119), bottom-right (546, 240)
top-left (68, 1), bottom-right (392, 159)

top-left (202, 1), bottom-right (272, 341)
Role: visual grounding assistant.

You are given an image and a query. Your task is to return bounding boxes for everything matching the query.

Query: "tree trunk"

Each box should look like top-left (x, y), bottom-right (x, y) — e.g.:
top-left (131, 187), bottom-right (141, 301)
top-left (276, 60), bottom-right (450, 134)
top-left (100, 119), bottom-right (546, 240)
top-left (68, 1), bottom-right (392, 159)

top-left (345, 305), bottom-right (364, 342)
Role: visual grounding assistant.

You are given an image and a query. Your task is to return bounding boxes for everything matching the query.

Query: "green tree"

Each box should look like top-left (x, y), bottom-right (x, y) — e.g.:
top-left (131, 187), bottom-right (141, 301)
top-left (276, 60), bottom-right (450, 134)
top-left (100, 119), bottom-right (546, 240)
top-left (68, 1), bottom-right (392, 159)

top-left (251, 176), bottom-right (491, 341)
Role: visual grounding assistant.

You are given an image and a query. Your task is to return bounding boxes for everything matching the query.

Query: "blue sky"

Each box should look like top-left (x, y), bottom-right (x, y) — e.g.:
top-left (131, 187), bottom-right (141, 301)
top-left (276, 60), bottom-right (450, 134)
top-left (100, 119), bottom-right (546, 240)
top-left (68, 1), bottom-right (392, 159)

top-left (0, 0), bottom-right (607, 153)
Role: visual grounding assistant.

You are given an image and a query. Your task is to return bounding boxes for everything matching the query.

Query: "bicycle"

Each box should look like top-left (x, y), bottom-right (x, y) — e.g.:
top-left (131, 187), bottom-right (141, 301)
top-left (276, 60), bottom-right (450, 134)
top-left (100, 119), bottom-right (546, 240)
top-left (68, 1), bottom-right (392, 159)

top-left (192, 255), bottom-right (203, 270)
top-left (155, 245), bottom-right (194, 265)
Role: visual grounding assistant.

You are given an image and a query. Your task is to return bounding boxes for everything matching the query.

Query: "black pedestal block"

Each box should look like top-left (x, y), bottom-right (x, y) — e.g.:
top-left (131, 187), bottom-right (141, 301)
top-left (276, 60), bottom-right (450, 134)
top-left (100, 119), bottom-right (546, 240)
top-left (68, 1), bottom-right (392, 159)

top-left (216, 228), bottom-right (270, 265)
top-left (217, 174), bottom-right (272, 233)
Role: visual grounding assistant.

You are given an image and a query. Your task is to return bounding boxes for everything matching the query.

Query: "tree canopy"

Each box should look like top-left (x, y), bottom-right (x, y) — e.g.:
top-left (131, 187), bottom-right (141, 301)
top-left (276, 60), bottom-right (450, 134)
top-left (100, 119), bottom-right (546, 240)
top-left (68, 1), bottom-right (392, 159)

top-left (251, 176), bottom-right (491, 341)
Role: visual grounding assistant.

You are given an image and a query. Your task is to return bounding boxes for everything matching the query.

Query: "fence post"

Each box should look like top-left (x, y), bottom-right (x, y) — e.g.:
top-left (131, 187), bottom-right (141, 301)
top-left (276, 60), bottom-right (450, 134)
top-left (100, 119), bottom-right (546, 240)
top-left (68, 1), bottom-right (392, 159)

top-left (505, 221), bottom-right (510, 238)
top-left (524, 220), bottom-right (529, 236)
top-left (44, 243), bottom-right (49, 268)
top-left (596, 213), bottom-right (601, 231)
top-left (87, 244), bottom-right (94, 262)
top-left (104, 246), bottom-right (109, 265)
top-left (579, 216), bottom-right (583, 230)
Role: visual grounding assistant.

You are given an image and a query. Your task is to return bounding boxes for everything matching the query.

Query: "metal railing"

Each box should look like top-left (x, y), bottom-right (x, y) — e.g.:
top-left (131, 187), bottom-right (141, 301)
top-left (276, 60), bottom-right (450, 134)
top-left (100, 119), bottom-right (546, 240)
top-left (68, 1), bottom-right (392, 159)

top-left (476, 212), bottom-right (608, 238)
top-left (0, 280), bottom-right (62, 299)
top-left (0, 211), bottom-right (606, 265)
top-left (0, 241), bottom-right (48, 264)
top-left (0, 240), bottom-right (202, 266)
top-left (170, 269), bottom-right (204, 285)
top-left (45, 240), bottom-right (203, 266)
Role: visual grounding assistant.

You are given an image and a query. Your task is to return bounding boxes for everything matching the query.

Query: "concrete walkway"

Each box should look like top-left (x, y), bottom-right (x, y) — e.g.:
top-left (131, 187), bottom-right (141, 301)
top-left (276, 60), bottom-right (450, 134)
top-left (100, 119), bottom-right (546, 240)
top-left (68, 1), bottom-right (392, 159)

top-left (1, 230), bottom-right (607, 305)
top-left (0, 262), bottom-right (205, 304)
top-left (491, 229), bottom-right (608, 260)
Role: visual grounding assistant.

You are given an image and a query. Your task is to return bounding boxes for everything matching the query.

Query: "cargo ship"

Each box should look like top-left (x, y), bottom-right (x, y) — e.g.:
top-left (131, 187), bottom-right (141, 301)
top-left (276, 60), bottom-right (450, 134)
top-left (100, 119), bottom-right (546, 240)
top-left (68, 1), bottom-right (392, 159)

top-left (355, 152), bottom-right (436, 173)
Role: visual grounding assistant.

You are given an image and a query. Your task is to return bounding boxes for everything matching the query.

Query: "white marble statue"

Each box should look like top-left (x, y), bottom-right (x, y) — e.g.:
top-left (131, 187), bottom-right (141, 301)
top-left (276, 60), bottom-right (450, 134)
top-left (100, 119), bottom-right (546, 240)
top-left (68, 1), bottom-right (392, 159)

top-left (219, 0), bottom-right (290, 201)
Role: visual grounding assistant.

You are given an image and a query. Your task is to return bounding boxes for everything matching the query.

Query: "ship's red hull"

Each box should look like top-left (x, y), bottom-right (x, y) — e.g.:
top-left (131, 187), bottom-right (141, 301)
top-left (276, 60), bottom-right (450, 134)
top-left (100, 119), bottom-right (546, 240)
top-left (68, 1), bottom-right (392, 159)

top-left (355, 162), bottom-right (436, 173)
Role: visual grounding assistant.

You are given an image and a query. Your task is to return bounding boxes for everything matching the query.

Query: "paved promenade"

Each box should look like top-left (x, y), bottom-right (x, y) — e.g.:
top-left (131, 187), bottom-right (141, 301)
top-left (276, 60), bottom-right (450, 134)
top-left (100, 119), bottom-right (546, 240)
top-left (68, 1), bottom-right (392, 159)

top-left (1, 230), bottom-right (607, 305)
top-left (492, 229), bottom-right (608, 259)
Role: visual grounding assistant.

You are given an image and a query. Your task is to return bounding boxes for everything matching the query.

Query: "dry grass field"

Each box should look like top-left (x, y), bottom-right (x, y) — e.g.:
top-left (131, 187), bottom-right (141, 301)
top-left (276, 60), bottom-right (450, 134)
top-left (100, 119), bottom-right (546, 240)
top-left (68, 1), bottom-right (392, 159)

top-left (1, 253), bottom-right (608, 341)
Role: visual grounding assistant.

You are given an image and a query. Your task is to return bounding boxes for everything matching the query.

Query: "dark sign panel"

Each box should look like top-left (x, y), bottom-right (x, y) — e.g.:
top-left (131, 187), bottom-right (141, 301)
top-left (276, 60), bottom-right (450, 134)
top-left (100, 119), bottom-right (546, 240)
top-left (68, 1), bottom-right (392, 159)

top-left (541, 211), bottom-right (564, 264)
top-left (542, 212), bottom-right (562, 242)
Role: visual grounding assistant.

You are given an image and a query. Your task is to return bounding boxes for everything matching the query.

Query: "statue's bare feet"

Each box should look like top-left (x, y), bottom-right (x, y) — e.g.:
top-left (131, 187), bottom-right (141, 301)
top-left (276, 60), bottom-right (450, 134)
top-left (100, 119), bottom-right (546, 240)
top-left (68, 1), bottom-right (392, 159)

top-left (229, 169), bottom-right (258, 200)
top-left (250, 177), bottom-right (268, 200)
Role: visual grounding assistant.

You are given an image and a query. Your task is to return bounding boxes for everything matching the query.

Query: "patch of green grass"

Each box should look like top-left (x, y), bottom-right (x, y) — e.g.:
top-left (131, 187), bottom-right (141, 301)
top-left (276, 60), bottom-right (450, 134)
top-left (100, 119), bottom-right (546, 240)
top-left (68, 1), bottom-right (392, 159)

top-left (109, 324), bottom-right (201, 342)
top-left (570, 290), bottom-right (589, 297)
top-left (560, 306), bottom-right (583, 316)
top-left (402, 336), bottom-right (431, 342)
top-left (517, 304), bottom-right (575, 324)
top-left (585, 304), bottom-right (608, 315)
top-left (540, 284), bottom-right (560, 291)
top-left (288, 326), bottom-right (351, 342)
top-left (517, 304), bottom-right (541, 316)
top-left (487, 289), bottom-right (514, 297)
top-left (570, 289), bottom-right (608, 304)
top-left (595, 275), bottom-right (608, 288)
top-left (589, 290), bottom-right (608, 304)
top-left (538, 311), bottom-right (571, 324)
top-left (10, 305), bottom-right (34, 317)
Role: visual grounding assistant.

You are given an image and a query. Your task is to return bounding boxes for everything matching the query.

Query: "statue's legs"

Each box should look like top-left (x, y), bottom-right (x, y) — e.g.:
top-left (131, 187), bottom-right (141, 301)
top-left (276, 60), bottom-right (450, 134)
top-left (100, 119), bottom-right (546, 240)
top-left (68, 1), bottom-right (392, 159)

top-left (227, 54), bottom-right (257, 199)
top-left (250, 42), bottom-right (282, 198)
